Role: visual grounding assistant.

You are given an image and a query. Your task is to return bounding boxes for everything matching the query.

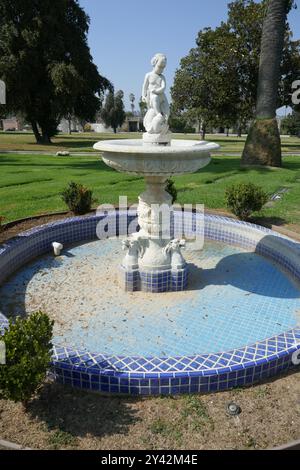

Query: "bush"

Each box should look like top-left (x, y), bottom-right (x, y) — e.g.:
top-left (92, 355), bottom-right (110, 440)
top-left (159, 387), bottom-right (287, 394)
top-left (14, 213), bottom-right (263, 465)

top-left (165, 179), bottom-right (177, 203)
top-left (0, 311), bottom-right (53, 404)
top-left (84, 123), bottom-right (92, 133)
top-left (225, 183), bottom-right (268, 220)
top-left (61, 181), bottom-right (94, 215)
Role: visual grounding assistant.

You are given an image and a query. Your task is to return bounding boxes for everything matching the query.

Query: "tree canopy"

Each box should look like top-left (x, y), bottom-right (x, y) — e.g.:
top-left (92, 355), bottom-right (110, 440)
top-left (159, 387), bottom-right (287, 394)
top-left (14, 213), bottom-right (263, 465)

top-left (0, 0), bottom-right (111, 143)
top-left (281, 111), bottom-right (300, 136)
top-left (101, 90), bottom-right (126, 133)
top-left (171, 0), bottom-right (300, 138)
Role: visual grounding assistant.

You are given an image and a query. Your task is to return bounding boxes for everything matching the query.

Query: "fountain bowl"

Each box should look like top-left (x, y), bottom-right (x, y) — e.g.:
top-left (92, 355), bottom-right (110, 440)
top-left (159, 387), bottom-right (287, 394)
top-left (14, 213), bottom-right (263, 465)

top-left (93, 139), bottom-right (220, 176)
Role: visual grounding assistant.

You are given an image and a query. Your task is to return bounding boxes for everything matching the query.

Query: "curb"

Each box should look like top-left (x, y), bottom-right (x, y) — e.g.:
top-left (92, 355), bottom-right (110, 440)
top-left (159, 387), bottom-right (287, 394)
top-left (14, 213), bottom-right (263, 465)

top-left (0, 438), bottom-right (31, 450)
top-left (272, 439), bottom-right (300, 450)
top-left (1, 435), bottom-right (300, 451)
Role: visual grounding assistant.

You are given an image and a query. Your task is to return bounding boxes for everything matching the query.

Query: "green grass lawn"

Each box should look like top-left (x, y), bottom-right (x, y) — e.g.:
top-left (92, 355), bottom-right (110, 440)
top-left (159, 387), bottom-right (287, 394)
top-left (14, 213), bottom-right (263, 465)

top-left (1, 152), bottom-right (300, 226)
top-left (0, 131), bottom-right (300, 154)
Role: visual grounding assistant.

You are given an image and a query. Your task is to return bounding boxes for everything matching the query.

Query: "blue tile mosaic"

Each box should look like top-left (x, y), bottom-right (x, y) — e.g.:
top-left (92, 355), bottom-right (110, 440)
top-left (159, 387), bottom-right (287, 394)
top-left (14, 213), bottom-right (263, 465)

top-left (0, 211), bottom-right (300, 395)
top-left (121, 263), bottom-right (188, 293)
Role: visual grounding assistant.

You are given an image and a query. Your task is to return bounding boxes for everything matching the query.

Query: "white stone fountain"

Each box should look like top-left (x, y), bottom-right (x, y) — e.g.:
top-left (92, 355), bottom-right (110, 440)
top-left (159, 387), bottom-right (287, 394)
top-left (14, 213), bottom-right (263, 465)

top-left (94, 53), bottom-right (219, 292)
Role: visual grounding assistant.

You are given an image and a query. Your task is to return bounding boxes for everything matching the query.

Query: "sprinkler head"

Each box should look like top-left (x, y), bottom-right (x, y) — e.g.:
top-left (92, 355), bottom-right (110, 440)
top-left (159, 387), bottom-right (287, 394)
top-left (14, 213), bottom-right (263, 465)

top-left (227, 402), bottom-right (241, 416)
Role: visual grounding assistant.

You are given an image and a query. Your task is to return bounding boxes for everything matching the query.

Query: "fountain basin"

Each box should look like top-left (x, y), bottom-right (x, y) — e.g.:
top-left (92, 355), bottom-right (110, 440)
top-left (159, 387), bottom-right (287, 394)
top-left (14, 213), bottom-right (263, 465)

top-left (0, 211), bottom-right (300, 395)
top-left (93, 139), bottom-right (219, 176)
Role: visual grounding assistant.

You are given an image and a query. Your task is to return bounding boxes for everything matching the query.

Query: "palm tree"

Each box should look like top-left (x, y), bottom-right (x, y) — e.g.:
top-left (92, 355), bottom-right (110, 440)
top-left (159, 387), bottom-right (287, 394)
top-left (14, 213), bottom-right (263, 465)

top-left (129, 93), bottom-right (135, 114)
top-left (242, 0), bottom-right (292, 167)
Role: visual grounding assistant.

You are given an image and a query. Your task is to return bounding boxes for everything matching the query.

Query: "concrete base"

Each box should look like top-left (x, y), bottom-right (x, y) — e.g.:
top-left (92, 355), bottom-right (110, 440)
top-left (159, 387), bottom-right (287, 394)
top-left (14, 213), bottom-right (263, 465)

top-left (121, 265), bottom-right (188, 293)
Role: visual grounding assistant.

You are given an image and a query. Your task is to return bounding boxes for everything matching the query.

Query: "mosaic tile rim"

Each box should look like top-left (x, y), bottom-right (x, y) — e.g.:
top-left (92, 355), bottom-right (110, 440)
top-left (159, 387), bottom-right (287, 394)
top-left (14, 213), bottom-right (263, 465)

top-left (0, 211), bottom-right (300, 393)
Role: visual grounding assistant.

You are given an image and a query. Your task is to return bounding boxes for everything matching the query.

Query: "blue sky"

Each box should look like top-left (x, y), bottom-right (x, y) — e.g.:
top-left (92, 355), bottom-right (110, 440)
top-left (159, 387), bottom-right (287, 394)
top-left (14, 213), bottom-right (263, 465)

top-left (79, 0), bottom-right (300, 112)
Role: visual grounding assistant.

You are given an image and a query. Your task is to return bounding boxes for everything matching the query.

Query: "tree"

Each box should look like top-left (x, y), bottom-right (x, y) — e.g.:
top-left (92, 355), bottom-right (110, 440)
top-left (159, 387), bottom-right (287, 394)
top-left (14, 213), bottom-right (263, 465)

top-left (0, 0), bottom-right (111, 143)
top-left (226, 0), bottom-right (268, 135)
top-left (101, 90), bottom-right (126, 133)
top-left (129, 93), bottom-right (135, 114)
top-left (281, 111), bottom-right (300, 136)
top-left (172, 23), bottom-right (244, 139)
top-left (242, 0), bottom-right (295, 167)
top-left (172, 0), bottom-right (300, 140)
top-left (139, 97), bottom-right (147, 118)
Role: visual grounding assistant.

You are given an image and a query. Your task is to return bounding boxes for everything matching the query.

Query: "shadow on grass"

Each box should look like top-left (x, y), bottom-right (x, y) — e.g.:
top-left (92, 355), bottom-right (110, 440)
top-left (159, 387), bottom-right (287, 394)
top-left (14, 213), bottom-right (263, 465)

top-left (0, 157), bottom-right (115, 173)
top-left (26, 382), bottom-right (140, 439)
top-left (2, 155), bottom-right (300, 174)
top-left (53, 139), bottom-right (98, 150)
top-left (250, 216), bottom-right (287, 228)
top-left (200, 158), bottom-right (278, 174)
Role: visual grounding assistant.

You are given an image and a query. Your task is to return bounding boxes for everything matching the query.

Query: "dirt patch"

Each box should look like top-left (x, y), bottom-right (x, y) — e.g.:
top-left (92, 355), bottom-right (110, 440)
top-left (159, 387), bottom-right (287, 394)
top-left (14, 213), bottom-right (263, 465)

top-left (0, 370), bottom-right (299, 450)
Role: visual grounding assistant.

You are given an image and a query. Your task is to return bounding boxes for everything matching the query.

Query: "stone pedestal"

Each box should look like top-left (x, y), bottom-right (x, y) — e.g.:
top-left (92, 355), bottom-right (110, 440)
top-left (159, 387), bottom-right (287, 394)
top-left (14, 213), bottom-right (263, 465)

top-left (143, 132), bottom-right (172, 146)
top-left (121, 176), bottom-right (188, 292)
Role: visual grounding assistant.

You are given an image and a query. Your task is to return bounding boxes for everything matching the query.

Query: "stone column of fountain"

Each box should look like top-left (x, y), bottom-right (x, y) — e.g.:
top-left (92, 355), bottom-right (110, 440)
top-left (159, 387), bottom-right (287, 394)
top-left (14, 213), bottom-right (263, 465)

top-left (94, 53), bottom-right (219, 293)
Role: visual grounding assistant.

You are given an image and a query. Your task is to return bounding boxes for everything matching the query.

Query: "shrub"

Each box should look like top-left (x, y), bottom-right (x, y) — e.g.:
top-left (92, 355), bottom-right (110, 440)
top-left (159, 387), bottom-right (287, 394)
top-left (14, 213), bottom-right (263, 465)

top-left (61, 181), bottom-right (94, 215)
top-left (84, 123), bottom-right (92, 133)
top-left (225, 183), bottom-right (268, 220)
top-left (0, 311), bottom-right (54, 404)
top-left (165, 179), bottom-right (177, 203)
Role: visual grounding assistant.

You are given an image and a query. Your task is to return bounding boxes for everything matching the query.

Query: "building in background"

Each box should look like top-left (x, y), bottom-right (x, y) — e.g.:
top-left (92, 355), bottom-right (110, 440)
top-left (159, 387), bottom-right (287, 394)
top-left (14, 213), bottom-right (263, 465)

top-left (2, 117), bottom-right (23, 131)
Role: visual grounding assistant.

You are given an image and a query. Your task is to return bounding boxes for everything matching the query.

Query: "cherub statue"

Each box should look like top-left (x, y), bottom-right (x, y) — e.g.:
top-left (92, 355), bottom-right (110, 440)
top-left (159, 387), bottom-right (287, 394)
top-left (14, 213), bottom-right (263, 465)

top-left (142, 53), bottom-right (170, 135)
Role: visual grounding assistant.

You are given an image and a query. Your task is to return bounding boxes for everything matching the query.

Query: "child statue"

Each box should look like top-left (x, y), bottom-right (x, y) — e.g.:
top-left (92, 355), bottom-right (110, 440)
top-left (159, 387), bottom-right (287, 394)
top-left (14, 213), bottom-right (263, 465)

top-left (142, 53), bottom-right (170, 143)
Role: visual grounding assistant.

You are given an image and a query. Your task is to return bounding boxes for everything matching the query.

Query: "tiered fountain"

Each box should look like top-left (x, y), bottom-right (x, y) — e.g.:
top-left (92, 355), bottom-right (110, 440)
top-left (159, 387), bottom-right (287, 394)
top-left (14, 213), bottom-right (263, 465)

top-left (1, 53), bottom-right (299, 396)
top-left (94, 53), bottom-right (219, 292)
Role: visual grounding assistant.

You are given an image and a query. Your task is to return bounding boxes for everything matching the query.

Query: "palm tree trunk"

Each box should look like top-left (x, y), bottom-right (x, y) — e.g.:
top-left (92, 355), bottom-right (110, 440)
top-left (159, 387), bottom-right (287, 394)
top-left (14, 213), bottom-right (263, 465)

top-left (242, 0), bottom-right (288, 167)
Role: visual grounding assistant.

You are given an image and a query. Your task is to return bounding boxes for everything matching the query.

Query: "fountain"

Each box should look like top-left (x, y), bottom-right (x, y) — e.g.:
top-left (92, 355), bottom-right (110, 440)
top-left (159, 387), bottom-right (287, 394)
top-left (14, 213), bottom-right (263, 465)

top-left (1, 54), bottom-right (299, 397)
top-left (94, 53), bottom-right (219, 292)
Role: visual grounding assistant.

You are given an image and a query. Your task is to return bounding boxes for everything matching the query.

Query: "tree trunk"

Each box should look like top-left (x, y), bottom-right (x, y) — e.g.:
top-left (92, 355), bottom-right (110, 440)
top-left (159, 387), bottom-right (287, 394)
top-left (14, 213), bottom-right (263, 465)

top-left (242, 0), bottom-right (287, 167)
top-left (40, 129), bottom-right (52, 144)
top-left (41, 134), bottom-right (52, 144)
top-left (31, 121), bottom-right (42, 143)
top-left (201, 123), bottom-right (206, 140)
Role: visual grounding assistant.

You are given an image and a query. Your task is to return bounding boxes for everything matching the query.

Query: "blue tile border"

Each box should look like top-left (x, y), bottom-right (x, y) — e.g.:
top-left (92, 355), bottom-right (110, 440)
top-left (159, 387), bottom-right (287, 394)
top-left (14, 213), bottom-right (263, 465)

top-left (1, 210), bottom-right (300, 395)
top-left (122, 266), bottom-right (188, 292)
